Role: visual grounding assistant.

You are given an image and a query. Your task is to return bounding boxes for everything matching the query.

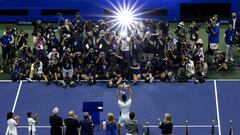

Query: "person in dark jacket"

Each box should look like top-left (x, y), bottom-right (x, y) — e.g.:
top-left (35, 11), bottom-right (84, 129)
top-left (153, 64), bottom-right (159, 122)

top-left (49, 107), bottom-right (63, 135)
top-left (159, 113), bottom-right (173, 135)
top-left (79, 112), bottom-right (94, 135)
top-left (64, 111), bottom-right (80, 135)
top-left (229, 12), bottom-right (240, 33)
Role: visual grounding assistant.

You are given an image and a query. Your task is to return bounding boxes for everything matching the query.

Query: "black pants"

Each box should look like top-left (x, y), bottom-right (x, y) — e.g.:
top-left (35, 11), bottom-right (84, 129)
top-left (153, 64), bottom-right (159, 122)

top-left (1, 46), bottom-right (11, 69)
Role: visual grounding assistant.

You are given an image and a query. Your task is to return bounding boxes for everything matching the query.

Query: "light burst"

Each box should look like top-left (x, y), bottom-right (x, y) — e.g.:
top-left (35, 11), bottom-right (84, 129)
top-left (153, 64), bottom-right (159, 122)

top-left (105, 0), bottom-right (145, 32)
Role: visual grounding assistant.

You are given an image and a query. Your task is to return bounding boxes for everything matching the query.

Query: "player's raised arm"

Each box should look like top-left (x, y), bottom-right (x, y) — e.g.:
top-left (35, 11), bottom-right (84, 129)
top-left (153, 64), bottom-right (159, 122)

top-left (128, 85), bottom-right (133, 99)
top-left (116, 84), bottom-right (121, 101)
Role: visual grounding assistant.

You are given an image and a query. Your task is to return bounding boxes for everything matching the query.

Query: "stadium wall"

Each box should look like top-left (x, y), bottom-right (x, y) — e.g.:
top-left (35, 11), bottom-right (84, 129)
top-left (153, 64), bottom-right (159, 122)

top-left (0, 0), bottom-right (239, 22)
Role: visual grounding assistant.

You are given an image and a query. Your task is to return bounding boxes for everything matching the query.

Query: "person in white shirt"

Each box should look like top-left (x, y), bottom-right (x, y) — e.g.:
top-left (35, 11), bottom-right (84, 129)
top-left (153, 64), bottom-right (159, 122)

top-left (116, 83), bottom-right (133, 135)
top-left (27, 112), bottom-right (39, 135)
top-left (7, 112), bottom-right (19, 135)
top-left (185, 56), bottom-right (195, 79)
top-left (120, 33), bottom-right (131, 64)
top-left (28, 59), bottom-right (43, 81)
top-left (48, 48), bottom-right (59, 65)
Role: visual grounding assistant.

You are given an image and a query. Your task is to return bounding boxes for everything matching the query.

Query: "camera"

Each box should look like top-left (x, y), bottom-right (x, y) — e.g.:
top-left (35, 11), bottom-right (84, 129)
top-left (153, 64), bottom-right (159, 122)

top-left (10, 27), bottom-right (17, 36)
top-left (63, 33), bottom-right (71, 38)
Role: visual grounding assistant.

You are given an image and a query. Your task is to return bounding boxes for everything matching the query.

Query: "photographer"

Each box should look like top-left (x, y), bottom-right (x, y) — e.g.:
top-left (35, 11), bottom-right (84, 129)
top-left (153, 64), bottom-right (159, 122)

top-left (32, 20), bottom-right (44, 36)
top-left (166, 34), bottom-right (177, 52)
top-left (63, 19), bottom-right (73, 34)
top-left (185, 56), bottom-right (195, 80)
top-left (84, 48), bottom-right (97, 64)
top-left (155, 32), bottom-right (164, 58)
top-left (130, 31), bottom-right (142, 63)
top-left (177, 55), bottom-right (195, 81)
top-left (189, 21), bottom-right (200, 49)
top-left (61, 33), bottom-right (72, 53)
top-left (72, 30), bottom-right (83, 53)
top-left (60, 48), bottom-right (74, 86)
top-left (81, 60), bottom-right (97, 85)
top-left (175, 22), bottom-right (187, 56)
top-left (46, 48), bottom-right (60, 84)
top-left (176, 56), bottom-right (188, 82)
top-left (110, 31), bottom-right (120, 52)
top-left (12, 58), bottom-right (25, 82)
top-left (28, 59), bottom-right (44, 81)
top-left (33, 32), bottom-right (47, 61)
top-left (18, 45), bottom-right (33, 79)
top-left (158, 19), bottom-right (169, 41)
top-left (192, 39), bottom-right (204, 64)
top-left (175, 22), bottom-right (187, 41)
top-left (129, 62), bottom-right (141, 85)
top-left (142, 31), bottom-right (155, 62)
top-left (195, 58), bottom-right (208, 83)
top-left (46, 29), bottom-right (60, 53)
top-left (212, 51), bottom-right (228, 71)
top-left (106, 64), bottom-right (123, 88)
top-left (106, 52), bottom-right (125, 87)
top-left (179, 41), bottom-right (192, 57)
top-left (151, 54), bottom-right (164, 81)
top-left (72, 52), bottom-right (84, 83)
top-left (17, 32), bottom-right (28, 50)
top-left (120, 33), bottom-right (131, 65)
top-left (206, 16), bottom-right (220, 54)
top-left (73, 19), bottom-right (83, 33)
top-left (48, 48), bottom-right (60, 65)
top-left (82, 31), bottom-right (95, 52)
top-left (95, 52), bottom-right (108, 79)
top-left (141, 61), bottom-right (154, 83)
top-left (95, 30), bottom-right (110, 53)
top-left (161, 57), bottom-right (175, 82)
top-left (72, 12), bottom-right (81, 26)
top-left (44, 61), bottom-right (61, 85)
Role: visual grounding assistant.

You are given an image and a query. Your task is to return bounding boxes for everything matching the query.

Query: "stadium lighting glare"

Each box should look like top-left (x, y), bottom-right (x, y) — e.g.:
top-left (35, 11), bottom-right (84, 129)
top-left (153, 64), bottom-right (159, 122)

top-left (105, 0), bottom-right (145, 32)
top-left (117, 10), bottom-right (134, 26)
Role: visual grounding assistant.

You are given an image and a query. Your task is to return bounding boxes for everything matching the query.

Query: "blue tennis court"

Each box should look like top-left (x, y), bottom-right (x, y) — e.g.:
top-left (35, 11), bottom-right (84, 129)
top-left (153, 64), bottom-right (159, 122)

top-left (0, 80), bottom-right (239, 135)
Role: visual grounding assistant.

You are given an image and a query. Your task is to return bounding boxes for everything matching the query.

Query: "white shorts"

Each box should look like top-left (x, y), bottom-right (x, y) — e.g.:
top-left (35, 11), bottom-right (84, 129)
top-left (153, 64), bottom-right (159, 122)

top-left (210, 43), bottom-right (219, 50)
top-left (118, 116), bottom-right (129, 127)
top-left (126, 133), bottom-right (136, 135)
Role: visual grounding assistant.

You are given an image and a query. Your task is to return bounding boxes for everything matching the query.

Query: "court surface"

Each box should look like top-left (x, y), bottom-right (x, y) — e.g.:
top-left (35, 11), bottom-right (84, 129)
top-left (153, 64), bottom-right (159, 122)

top-left (0, 80), bottom-right (239, 135)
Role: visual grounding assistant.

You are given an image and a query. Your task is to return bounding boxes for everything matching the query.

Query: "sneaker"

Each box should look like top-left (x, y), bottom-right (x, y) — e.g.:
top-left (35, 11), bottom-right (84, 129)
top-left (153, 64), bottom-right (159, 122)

top-left (230, 58), bottom-right (234, 62)
top-left (61, 81), bottom-right (66, 87)
top-left (150, 77), bottom-right (154, 83)
top-left (225, 59), bottom-right (228, 63)
top-left (26, 78), bottom-right (32, 82)
top-left (194, 79), bottom-right (199, 84)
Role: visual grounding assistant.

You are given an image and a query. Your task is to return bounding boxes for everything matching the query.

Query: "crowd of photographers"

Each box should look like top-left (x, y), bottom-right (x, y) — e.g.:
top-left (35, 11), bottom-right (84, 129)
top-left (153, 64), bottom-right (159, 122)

top-left (0, 12), bottom-right (240, 86)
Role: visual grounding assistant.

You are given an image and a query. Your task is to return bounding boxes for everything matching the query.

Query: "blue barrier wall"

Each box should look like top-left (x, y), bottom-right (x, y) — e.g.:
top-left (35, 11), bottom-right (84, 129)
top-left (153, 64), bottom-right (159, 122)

top-left (0, 0), bottom-right (239, 22)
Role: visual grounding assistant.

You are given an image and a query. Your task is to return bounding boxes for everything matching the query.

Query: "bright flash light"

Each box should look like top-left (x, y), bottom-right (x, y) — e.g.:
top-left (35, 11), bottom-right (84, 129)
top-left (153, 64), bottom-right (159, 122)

top-left (104, 0), bottom-right (145, 32)
top-left (117, 10), bottom-right (134, 26)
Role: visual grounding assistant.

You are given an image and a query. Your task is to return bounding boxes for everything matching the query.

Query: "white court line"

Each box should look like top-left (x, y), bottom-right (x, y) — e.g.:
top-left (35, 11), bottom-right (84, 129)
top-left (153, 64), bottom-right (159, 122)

top-left (0, 79), bottom-right (240, 83)
top-left (16, 125), bottom-right (218, 128)
top-left (142, 125), bottom-right (218, 128)
top-left (5, 81), bottom-right (23, 135)
top-left (214, 80), bottom-right (222, 135)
